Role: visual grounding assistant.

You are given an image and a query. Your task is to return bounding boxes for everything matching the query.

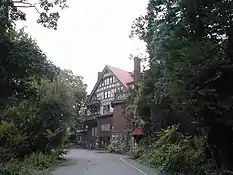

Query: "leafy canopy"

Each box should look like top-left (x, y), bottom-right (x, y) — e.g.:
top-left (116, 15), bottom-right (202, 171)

top-left (131, 0), bottom-right (233, 171)
top-left (0, 0), bottom-right (68, 31)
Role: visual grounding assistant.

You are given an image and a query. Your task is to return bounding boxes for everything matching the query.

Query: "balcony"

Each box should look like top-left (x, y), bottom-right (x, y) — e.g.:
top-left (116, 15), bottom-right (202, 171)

top-left (111, 92), bottom-right (131, 106)
top-left (97, 109), bottom-right (113, 118)
top-left (114, 91), bottom-right (130, 100)
top-left (86, 99), bottom-right (100, 106)
top-left (84, 112), bottom-right (100, 121)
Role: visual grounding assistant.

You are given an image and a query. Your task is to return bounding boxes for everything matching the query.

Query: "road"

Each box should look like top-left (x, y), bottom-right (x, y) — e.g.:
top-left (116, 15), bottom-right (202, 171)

top-left (52, 149), bottom-right (162, 175)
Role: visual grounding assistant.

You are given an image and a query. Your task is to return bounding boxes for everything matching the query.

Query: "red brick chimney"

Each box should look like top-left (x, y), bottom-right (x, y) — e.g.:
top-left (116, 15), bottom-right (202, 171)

top-left (134, 57), bottom-right (141, 84)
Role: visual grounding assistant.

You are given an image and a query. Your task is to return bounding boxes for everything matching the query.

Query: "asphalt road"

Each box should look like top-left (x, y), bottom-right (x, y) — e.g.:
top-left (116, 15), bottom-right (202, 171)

top-left (52, 149), bottom-right (162, 175)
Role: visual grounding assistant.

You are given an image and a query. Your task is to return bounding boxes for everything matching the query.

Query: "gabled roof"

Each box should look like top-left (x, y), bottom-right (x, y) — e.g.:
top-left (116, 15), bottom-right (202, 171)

top-left (107, 65), bottom-right (134, 89)
top-left (87, 65), bottom-right (134, 101)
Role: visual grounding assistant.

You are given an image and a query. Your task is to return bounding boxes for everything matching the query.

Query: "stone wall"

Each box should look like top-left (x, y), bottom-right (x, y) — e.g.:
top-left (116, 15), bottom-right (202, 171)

top-left (110, 132), bottom-right (134, 153)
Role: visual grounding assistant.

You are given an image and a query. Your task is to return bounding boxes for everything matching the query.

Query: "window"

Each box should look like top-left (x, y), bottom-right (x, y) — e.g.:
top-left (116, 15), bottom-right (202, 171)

top-left (92, 127), bottom-right (98, 136)
top-left (111, 89), bottom-right (115, 96)
top-left (95, 127), bottom-right (98, 135)
top-left (103, 105), bottom-right (110, 114)
top-left (106, 78), bottom-right (109, 85)
top-left (101, 124), bottom-right (110, 132)
top-left (130, 84), bottom-right (135, 89)
top-left (104, 91), bottom-right (111, 99)
top-left (104, 91), bottom-right (107, 99)
top-left (100, 92), bottom-right (104, 99)
top-left (109, 77), bottom-right (113, 83)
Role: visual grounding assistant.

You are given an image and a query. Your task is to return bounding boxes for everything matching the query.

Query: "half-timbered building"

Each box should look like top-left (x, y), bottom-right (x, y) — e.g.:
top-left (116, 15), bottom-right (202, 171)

top-left (83, 58), bottom-right (141, 148)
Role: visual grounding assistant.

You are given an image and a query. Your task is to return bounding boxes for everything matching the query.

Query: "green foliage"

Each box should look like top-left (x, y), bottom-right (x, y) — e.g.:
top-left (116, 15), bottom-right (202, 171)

top-left (138, 125), bottom-right (219, 175)
top-left (0, 28), bottom-right (58, 110)
top-left (0, 101), bottom-right (37, 161)
top-left (110, 134), bottom-right (130, 154)
top-left (128, 147), bottom-right (144, 160)
top-left (131, 0), bottom-right (233, 122)
top-left (57, 70), bottom-right (87, 133)
top-left (122, 91), bottom-right (139, 126)
top-left (107, 143), bottom-right (114, 153)
top-left (130, 0), bottom-right (233, 171)
top-left (0, 152), bottom-right (62, 175)
top-left (0, 27), bottom-right (86, 164)
top-left (25, 152), bottom-right (62, 169)
top-left (0, 1), bottom-right (86, 172)
top-left (0, 71), bottom-right (86, 161)
top-left (0, 0), bottom-right (68, 31)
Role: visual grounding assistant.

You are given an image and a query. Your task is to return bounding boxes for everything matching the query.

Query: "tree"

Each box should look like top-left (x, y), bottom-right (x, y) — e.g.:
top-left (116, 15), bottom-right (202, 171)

top-left (131, 0), bottom-right (233, 170)
top-left (0, 28), bottom-right (58, 112)
top-left (0, 0), bottom-right (68, 31)
top-left (0, 75), bottom-right (85, 160)
top-left (0, 3), bottom-right (87, 163)
top-left (57, 70), bottom-right (87, 133)
top-left (0, 28), bottom-right (59, 160)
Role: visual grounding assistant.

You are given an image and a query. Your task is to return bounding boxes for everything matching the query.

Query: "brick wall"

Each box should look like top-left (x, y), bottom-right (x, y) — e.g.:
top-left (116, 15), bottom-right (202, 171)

top-left (83, 121), bottom-right (97, 142)
top-left (98, 116), bottom-right (112, 137)
top-left (112, 104), bottom-right (127, 133)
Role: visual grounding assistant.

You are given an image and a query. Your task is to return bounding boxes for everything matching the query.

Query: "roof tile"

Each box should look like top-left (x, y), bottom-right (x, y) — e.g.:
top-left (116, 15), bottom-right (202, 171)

top-left (107, 65), bottom-right (134, 89)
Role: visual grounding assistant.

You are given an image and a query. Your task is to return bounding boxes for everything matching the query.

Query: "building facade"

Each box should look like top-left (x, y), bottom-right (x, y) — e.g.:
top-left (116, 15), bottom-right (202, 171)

top-left (83, 58), bottom-right (141, 148)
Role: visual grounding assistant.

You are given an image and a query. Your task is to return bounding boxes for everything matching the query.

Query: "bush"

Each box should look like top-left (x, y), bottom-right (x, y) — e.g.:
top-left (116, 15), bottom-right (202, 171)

top-left (110, 134), bottom-right (130, 154)
top-left (128, 147), bottom-right (144, 159)
top-left (107, 143), bottom-right (114, 153)
top-left (138, 125), bottom-right (220, 175)
top-left (26, 152), bottom-right (61, 169)
top-left (0, 77), bottom-right (77, 162)
top-left (0, 152), bottom-right (62, 175)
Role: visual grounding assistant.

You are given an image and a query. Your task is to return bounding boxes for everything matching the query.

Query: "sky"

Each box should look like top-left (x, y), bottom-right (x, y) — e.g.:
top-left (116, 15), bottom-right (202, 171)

top-left (17, 0), bottom-right (148, 93)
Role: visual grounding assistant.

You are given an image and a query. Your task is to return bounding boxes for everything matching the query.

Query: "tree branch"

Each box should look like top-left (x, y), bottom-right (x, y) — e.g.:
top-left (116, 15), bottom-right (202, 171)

top-left (14, 5), bottom-right (34, 8)
top-left (13, 1), bottom-right (41, 14)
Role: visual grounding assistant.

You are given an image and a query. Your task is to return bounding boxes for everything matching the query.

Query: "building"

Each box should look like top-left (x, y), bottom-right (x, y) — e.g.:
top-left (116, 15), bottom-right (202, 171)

top-left (82, 58), bottom-right (141, 148)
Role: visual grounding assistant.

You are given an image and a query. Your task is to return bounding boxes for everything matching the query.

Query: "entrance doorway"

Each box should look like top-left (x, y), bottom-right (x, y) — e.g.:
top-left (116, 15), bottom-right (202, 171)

top-left (100, 137), bottom-right (110, 149)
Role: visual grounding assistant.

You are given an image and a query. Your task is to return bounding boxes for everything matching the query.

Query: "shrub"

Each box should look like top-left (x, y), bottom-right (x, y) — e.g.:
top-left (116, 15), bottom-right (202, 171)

top-left (110, 134), bottom-right (130, 154)
top-left (107, 143), bottom-right (114, 153)
top-left (128, 147), bottom-right (144, 159)
top-left (138, 125), bottom-right (220, 175)
top-left (0, 78), bottom-right (76, 162)
top-left (25, 152), bottom-right (60, 169)
top-left (0, 152), bottom-right (62, 175)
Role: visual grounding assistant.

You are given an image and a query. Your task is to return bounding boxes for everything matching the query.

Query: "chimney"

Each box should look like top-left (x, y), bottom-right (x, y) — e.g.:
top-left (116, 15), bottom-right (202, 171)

top-left (97, 72), bottom-right (101, 81)
top-left (134, 57), bottom-right (141, 83)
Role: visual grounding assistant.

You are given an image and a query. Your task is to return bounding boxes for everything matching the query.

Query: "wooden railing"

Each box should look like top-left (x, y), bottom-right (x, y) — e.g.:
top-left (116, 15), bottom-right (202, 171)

top-left (86, 99), bottom-right (100, 106)
top-left (114, 91), bottom-right (130, 100)
top-left (84, 112), bottom-right (100, 121)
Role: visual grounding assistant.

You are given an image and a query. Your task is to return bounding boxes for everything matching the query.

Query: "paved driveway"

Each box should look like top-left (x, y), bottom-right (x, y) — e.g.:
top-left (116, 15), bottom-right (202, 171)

top-left (52, 149), bottom-right (162, 175)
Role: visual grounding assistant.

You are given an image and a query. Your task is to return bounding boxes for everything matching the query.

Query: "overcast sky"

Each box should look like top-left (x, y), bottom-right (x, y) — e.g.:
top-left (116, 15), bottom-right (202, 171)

top-left (17, 0), bottom-right (148, 93)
